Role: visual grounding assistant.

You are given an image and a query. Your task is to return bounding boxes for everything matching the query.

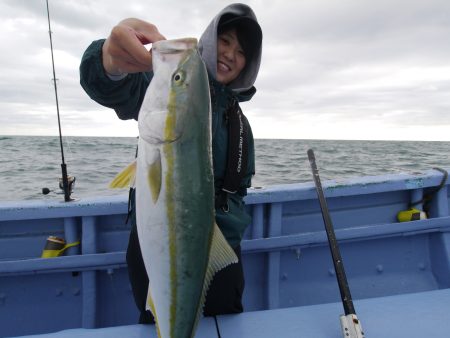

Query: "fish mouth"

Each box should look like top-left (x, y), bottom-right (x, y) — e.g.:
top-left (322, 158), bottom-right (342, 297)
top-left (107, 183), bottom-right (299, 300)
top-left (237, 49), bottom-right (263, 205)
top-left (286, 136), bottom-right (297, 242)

top-left (153, 38), bottom-right (198, 54)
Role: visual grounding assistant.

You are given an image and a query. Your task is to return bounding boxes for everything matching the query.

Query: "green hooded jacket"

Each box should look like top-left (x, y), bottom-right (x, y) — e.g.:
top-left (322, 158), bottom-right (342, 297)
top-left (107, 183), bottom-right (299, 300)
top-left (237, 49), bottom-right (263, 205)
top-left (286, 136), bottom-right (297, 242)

top-left (79, 4), bottom-right (262, 247)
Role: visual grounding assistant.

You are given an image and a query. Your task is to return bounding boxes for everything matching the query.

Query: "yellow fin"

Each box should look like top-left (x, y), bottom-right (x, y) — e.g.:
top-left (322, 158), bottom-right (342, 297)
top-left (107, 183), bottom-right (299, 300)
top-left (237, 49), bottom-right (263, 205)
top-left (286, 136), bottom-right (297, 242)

top-left (148, 149), bottom-right (162, 203)
top-left (145, 284), bottom-right (157, 316)
top-left (146, 284), bottom-right (162, 338)
top-left (195, 223), bottom-right (238, 324)
top-left (109, 160), bottom-right (137, 189)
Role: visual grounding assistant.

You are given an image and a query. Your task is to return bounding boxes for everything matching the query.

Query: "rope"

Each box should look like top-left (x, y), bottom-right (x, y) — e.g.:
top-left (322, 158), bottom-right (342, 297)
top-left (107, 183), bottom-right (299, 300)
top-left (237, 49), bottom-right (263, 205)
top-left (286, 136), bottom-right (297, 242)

top-left (410, 167), bottom-right (448, 211)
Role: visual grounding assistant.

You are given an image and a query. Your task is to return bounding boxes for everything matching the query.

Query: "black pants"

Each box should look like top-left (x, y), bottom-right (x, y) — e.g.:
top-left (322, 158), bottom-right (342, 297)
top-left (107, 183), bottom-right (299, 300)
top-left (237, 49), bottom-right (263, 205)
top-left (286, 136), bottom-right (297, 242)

top-left (126, 208), bottom-right (245, 324)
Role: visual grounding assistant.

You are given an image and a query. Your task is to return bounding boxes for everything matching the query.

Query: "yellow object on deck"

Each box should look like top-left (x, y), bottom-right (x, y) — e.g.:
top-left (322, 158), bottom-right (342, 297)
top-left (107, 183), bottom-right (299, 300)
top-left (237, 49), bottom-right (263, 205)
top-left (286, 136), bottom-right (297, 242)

top-left (397, 208), bottom-right (427, 222)
top-left (41, 236), bottom-right (80, 258)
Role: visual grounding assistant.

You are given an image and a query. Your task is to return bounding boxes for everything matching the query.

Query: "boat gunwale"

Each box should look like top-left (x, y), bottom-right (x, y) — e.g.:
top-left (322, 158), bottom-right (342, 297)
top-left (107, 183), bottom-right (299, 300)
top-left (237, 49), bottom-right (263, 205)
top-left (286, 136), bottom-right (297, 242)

top-left (0, 169), bottom-right (448, 221)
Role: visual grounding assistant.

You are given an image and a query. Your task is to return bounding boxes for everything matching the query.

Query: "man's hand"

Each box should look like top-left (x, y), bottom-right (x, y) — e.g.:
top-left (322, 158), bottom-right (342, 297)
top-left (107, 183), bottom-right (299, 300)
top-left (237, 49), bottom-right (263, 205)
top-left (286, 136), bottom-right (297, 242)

top-left (102, 18), bottom-right (166, 76)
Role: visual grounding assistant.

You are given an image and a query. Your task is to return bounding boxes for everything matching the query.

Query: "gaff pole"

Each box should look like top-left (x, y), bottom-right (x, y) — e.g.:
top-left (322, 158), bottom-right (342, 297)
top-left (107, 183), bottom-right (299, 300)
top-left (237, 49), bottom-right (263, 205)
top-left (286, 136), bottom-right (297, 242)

top-left (307, 149), bottom-right (365, 338)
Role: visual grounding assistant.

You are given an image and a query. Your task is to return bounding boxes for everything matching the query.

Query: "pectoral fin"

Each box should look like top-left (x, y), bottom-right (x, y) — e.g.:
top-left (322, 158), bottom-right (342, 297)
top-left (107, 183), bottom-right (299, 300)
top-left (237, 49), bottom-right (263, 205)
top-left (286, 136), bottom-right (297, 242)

top-left (148, 149), bottom-right (162, 203)
top-left (109, 160), bottom-right (137, 189)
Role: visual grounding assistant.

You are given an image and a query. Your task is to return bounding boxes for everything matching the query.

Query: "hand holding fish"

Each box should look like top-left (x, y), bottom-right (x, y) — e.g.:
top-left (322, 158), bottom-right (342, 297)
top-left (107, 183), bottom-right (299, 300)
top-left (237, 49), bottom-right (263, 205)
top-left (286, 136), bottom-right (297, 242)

top-left (102, 18), bottom-right (166, 76)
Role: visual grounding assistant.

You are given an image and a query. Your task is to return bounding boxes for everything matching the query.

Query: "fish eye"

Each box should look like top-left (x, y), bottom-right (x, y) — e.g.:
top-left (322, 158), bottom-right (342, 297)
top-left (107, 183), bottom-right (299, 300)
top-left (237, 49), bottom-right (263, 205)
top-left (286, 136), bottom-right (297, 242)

top-left (173, 71), bottom-right (185, 84)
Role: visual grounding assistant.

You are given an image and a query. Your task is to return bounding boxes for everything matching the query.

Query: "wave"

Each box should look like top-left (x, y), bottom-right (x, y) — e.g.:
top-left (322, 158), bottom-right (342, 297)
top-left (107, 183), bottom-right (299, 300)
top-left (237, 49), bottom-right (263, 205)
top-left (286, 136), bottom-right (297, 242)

top-left (1, 136), bottom-right (450, 201)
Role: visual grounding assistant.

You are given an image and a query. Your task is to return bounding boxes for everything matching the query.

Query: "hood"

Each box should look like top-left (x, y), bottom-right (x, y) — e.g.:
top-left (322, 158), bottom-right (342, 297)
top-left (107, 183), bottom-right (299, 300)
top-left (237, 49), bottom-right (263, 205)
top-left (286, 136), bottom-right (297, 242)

top-left (199, 3), bottom-right (262, 93)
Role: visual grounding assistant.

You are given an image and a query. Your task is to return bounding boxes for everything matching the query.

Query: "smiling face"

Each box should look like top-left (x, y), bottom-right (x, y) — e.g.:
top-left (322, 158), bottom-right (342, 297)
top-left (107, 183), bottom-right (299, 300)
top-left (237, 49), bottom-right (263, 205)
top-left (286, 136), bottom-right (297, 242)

top-left (216, 28), bottom-right (246, 85)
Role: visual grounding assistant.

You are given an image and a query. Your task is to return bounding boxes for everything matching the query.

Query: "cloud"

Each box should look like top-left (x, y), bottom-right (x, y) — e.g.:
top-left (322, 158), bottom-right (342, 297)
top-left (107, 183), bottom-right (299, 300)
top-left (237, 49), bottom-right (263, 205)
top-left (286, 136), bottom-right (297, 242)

top-left (1, 0), bottom-right (449, 140)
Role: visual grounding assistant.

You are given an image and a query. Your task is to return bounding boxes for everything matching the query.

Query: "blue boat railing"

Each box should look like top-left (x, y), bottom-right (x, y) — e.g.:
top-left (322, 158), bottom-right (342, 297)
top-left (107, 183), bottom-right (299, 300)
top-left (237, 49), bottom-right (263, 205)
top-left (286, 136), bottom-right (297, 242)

top-left (0, 169), bottom-right (449, 337)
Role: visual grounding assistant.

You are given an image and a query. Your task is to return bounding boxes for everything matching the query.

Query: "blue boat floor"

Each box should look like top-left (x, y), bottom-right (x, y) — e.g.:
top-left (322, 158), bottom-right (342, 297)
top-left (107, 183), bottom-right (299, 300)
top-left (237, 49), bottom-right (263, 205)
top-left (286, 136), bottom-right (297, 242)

top-left (13, 288), bottom-right (450, 338)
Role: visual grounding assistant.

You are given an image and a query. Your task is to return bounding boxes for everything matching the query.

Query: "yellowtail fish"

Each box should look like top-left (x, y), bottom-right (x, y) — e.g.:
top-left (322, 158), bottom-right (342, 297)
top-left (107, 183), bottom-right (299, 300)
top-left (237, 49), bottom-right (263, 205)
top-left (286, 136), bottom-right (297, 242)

top-left (110, 38), bottom-right (237, 338)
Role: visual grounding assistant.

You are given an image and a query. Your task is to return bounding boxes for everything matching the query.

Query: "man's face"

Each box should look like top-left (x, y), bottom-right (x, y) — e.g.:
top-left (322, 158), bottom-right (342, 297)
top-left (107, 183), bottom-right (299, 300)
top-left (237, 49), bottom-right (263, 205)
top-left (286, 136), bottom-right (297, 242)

top-left (216, 28), bottom-right (246, 85)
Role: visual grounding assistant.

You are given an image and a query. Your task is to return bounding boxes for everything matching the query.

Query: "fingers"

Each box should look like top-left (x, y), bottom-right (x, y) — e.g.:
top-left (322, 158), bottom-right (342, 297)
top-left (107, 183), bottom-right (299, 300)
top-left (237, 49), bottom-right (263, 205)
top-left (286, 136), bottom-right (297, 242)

top-left (102, 18), bottom-right (166, 75)
top-left (118, 18), bottom-right (166, 45)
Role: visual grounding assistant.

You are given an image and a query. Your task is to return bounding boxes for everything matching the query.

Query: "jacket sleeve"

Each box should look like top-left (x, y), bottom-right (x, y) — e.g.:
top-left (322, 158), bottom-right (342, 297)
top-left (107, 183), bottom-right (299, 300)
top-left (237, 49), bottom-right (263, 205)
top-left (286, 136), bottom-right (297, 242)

top-left (79, 39), bottom-right (153, 120)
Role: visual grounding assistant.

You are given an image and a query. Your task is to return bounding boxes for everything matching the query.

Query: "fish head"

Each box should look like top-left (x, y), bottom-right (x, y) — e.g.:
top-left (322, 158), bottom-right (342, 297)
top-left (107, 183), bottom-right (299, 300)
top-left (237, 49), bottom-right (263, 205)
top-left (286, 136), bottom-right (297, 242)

top-left (138, 38), bottom-right (211, 145)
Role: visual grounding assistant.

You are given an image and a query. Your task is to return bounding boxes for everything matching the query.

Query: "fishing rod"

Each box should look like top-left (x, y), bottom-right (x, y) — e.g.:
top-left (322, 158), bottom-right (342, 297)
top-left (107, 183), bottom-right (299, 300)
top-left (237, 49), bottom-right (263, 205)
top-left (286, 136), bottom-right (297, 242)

top-left (307, 149), bottom-right (365, 338)
top-left (45, 0), bottom-right (73, 202)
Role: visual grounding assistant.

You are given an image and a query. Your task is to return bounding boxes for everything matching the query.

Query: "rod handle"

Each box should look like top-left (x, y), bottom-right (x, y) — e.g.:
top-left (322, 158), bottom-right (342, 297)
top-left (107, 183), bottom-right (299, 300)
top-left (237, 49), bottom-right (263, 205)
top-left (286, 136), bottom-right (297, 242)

top-left (340, 314), bottom-right (365, 338)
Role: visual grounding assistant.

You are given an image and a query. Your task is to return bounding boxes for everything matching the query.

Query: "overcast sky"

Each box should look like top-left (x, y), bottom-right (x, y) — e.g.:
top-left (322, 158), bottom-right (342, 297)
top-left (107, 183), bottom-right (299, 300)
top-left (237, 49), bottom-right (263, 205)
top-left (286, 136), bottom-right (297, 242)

top-left (1, 0), bottom-right (449, 140)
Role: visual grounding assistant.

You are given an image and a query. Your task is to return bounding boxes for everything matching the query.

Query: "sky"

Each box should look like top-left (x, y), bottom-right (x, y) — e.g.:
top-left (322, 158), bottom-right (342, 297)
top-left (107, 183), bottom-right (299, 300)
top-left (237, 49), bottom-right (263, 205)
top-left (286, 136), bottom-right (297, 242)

top-left (1, 0), bottom-right (449, 141)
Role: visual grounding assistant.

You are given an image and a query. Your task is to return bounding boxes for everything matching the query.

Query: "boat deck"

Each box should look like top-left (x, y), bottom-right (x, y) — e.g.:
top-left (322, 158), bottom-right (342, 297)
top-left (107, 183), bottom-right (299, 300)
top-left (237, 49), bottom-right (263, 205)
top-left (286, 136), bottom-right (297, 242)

top-left (2, 170), bottom-right (449, 337)
top-left (14, 288), bottom-right (450, 338)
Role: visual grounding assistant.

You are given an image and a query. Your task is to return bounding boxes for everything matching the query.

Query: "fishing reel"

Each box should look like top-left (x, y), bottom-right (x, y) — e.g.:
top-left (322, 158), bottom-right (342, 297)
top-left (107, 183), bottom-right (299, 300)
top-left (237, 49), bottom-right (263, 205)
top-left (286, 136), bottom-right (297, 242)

top-left (59, 175), bottom-right (76, 193)
top-left (42, 175), bottom-right (76, 199)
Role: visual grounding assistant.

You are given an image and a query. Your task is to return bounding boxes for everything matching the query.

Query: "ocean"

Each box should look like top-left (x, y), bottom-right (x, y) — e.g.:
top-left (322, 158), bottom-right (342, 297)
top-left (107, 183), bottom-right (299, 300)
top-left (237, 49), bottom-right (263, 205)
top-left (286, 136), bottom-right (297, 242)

top-left (0, 135), bottom-right (449, 202)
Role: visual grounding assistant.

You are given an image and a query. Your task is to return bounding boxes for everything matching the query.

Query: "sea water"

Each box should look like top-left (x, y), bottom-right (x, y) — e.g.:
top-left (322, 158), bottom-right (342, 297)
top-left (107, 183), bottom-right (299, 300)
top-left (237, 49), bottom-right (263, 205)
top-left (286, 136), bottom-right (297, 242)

top-left (0, 136), bottom-right (449, 202)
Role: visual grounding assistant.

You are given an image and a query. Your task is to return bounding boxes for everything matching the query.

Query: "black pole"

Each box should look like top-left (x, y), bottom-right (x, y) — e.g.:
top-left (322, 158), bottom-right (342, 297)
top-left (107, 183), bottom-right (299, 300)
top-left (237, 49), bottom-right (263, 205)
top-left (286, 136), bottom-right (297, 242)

top-left (307, 149), bottom-right (355, 316)
top-left (46, 0), bottom-right (71, 202)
